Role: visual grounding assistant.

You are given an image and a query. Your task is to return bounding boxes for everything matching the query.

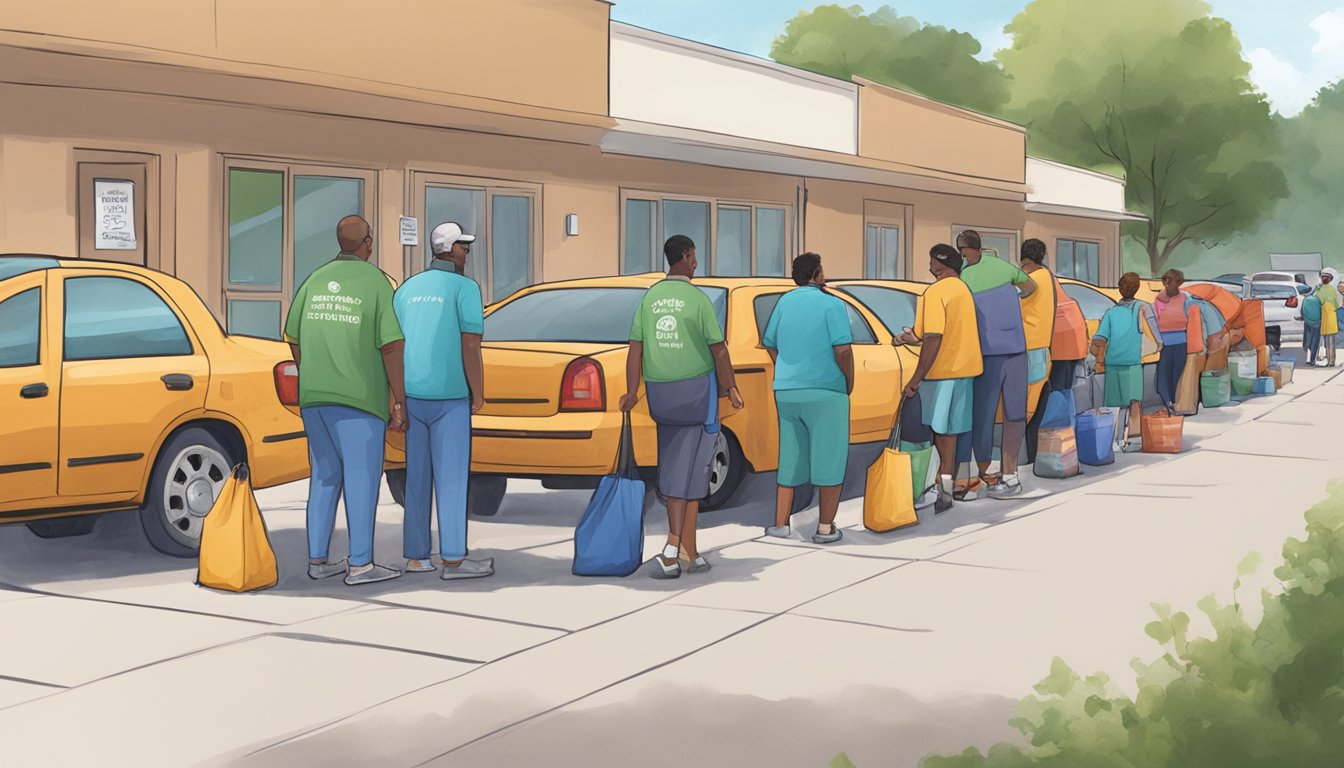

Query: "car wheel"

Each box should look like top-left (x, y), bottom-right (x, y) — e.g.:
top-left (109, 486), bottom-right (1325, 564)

top-left (703, 429), bottom-right (747, 511)
top-left (385, 468), bottom-right (406, 507)
top-left (27, 515), bottom-right (99, 539)
top-left (141, 427), bottom-right (235, 558)
top-left (468, 475), bottom-right (507, 517)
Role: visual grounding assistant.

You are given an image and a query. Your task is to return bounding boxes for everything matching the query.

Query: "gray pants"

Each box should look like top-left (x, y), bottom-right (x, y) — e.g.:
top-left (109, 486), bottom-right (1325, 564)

top-left (646, 374), bottom-right (718, 501)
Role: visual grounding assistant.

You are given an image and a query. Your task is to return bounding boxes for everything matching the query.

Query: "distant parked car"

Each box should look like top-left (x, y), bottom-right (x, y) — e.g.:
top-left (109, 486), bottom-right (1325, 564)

top-left (1209, 272), bottom-right (1247, 287)
top-left (1245, 280), bottom-right (1305, 345)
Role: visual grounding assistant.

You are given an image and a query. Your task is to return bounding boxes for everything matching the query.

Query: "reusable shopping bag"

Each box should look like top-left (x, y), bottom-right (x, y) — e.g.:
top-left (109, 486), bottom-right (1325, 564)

top-left (1033, 426), bottom-right (1080, 479)
top-left (972, 283), bottom-right (1028, 357)
top-left (1075, 371), bottom-right (1115, 466)
top-left (898, 440), bottom-right (935, 505)
top-left (1200, 369), bottom-right (1230, 408)
top-left (197, 464), bottom-right (278, 593)
top-left (1174, 352), bottom-right (1205, 416)
top-left (864, 398), bottom-right (918, 533)
top-left (573, 415), bottom-right (646, 576)
top-left (1141, 399), bottom-right (1184, 454)
top-left (1051, 277), bottom-right (1089, 362)
top-left (1040, 388), bottom-right (1076, 430)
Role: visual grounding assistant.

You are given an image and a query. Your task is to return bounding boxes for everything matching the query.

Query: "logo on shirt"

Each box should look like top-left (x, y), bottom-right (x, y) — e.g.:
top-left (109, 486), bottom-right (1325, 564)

top-left (327, 281), bottom-right (341, 293)
top-left (656, 315), bottom-right (678, 333)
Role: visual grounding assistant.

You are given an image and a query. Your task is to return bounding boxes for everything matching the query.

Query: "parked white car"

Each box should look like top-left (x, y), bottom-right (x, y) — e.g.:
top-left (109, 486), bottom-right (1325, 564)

top-left (1245, 275), bottom-right (1307, 345)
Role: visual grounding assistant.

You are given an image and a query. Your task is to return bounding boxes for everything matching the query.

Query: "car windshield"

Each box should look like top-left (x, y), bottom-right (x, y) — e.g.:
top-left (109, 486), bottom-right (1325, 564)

top-left (834, 285), bottom-right (917, 335)
top-left (483, 285), bottom-right (728, 343)
top-left (1250, 285), bottom-right (1297, 299)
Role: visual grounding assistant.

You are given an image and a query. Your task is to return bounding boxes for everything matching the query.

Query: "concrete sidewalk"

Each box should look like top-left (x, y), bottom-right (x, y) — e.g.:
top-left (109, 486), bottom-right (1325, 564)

top-left (0, 365), bottom-right (1338, 768)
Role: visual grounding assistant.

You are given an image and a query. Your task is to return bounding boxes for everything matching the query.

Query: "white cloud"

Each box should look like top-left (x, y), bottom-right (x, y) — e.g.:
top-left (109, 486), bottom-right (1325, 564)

top-left (973, 22), bottom-right (1012, 62)
top-left (1251, 8), bottom-right (1344, 116)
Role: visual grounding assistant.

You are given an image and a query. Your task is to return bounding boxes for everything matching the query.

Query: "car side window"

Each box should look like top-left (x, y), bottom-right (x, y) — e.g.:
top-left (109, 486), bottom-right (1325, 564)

top-left (753, 293), bottom-right (783, 343)
top-left (0, 288), bottom-right (41, 368)
top-left (844, 303), bottom-right (878, 345)
top-left (1062, 283), bottom-right (1115, 321)
top-left (64, 277), bottom-right (193, 361)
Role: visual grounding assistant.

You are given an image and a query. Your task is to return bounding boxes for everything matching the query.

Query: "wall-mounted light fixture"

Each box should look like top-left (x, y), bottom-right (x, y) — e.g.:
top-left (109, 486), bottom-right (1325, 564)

top-left (565, 214), bottom-right (580, 237)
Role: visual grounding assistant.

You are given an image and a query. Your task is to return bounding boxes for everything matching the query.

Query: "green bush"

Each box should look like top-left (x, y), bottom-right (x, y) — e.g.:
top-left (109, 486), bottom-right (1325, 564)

top-left (838, 480), bottom-right (1344, 768)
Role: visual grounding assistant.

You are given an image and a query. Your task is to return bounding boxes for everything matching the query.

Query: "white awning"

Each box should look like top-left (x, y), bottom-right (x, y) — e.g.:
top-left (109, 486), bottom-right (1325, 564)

top-left (1026, 201), bottom-right (1148, 223)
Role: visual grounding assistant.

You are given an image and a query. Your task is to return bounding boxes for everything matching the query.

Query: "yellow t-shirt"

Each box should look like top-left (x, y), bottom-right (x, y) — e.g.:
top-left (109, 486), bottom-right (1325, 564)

top-left (914, 277), bottom-right (984, 380)
top-left (1021, 267), bottom-right (1056, 350)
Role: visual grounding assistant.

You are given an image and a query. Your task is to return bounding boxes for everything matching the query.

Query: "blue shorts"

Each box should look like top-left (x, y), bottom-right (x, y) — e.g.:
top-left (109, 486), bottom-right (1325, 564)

top-left (918, 377), bottom-right (973, 436)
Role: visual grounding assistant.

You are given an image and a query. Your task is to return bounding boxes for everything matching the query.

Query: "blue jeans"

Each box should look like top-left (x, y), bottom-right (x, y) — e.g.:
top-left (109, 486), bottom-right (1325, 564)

top-left (404, 397), bottom-right (471, 561)
top-left (1305, 324), bottom-right (1321, 364)
top-left (1156, 343), bottom-right (1188, 406)
top-left (301, 405), bottom-right (387, 567)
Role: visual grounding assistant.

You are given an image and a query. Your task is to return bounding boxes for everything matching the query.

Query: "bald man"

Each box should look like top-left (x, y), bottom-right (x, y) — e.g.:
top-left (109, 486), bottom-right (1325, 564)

top-left (284, 214), bottom-right (407, 586)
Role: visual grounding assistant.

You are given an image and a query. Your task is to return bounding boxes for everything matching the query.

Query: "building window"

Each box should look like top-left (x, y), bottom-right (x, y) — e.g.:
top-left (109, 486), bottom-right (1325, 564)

top-left (1056, 238), bottom-right (1101, 284)
top-left (622, 192), bottom-right (790, 277)
top-left (224, 160), bottom-right (375, 339)
top-left (954, 226), bottom-right (1018, 264)
top-left (412, 174), bottom-right (538, 304)
top-left (865, 225), bottom-right (902, 279)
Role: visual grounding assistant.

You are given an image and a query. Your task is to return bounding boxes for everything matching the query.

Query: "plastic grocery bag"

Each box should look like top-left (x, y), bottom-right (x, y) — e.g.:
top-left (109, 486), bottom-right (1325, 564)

top-left (197, 464), bottom-right (279, 593)
top-left (573, 415), bottom-right (646, 576)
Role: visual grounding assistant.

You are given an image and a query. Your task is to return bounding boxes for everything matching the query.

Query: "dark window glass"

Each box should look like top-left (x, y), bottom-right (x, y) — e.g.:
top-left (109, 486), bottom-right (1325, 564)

top-left (1062, 282), bottom-right (1115, 321)
top-left (835, 285), bottom-right (918, 336)
top-left (0, 288), bottom-right (40, 368)
top-left (753, 291), bottom-right (877, 345)
top-left (484, 286), bottom-right (726, 343)
top-left (65, 277), bottom-right (192, 360)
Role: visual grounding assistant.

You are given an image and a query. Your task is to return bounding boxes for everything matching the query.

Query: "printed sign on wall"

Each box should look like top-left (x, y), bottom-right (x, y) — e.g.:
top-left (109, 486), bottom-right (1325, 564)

top-left (94, 179), bottom-right (137, 250)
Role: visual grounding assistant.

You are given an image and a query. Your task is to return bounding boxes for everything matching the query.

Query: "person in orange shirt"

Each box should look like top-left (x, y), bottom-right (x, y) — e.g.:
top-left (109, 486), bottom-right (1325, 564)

top-left (894, 244), bottom-right (983, 513)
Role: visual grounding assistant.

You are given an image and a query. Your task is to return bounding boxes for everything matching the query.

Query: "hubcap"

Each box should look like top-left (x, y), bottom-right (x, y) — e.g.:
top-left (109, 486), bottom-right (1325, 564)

top-left (708, 434), bottom-right (730, 496)
top-left (162, 444), bottom-right (229, 548)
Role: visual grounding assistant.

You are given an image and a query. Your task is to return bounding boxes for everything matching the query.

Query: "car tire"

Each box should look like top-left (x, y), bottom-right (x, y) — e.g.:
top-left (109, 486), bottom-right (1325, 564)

top-left (141, 427), bottom-right (235, 558)
top-left (385, 468), bottom-right (407, 507)
top-left (27, 515), bottom-right (99, 539)
top-left (468, 475), bottom-right (507, 517)
top-left (703, 429), bottom-right (747, 511)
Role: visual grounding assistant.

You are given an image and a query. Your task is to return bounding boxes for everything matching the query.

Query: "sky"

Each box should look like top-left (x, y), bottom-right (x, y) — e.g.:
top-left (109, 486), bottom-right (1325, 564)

top-left (608, 0), bottom-right (1344, 116)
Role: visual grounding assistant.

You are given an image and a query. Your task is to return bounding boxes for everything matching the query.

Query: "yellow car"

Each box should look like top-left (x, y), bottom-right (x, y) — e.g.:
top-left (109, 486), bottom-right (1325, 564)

top-left (396, 274), bottom-right (911, 515)
top-left (0, 255), bottom-right (310, 556)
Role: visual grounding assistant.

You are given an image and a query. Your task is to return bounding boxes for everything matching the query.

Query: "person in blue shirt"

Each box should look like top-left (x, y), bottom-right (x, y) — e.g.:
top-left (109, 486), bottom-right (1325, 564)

top-left (761, 253), bottom-right (854, 544)
top-left (393, 222), bottom-right (492, 581)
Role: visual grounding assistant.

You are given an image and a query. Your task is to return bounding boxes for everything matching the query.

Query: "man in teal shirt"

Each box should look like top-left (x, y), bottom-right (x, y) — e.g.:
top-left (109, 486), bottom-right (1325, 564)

top-left (620, 235), bottom-right (743, 579)
top-left (285, 215), bottom-right (406, 586)
top-left (956, 229), bottom-right (1036, 499)
top-left (761, 252), bottom-right (853, 544)
top-left (394, 221), bottom-right (491, 581)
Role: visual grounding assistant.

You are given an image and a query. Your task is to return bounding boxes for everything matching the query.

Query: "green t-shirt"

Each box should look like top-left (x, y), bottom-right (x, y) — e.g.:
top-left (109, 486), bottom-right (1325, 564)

top-left (960, 254), bottom-right (1030, 294)
top-left (284, 254), bottom-right (404, 420)
top-left (629, 276), bottom-right (724, 383)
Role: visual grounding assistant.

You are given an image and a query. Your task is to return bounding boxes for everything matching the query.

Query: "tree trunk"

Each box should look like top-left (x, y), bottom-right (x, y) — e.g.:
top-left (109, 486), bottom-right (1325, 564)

top-left (1146, 221), bottom-right (1163, 277)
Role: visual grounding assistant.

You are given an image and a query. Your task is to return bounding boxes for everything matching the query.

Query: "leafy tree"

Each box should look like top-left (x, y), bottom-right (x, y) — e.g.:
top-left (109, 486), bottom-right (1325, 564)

top-left (771, 5), bottom-right (1011, 115)
top-left (832, 478), bottom-right (1344, 767)
top-left (998, 0), bottom-right (1288, 276)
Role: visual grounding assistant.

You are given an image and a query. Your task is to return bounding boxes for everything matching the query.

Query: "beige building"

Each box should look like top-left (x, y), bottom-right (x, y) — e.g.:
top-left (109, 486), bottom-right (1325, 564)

top-left (0, 0), bottom-right (1139, 339)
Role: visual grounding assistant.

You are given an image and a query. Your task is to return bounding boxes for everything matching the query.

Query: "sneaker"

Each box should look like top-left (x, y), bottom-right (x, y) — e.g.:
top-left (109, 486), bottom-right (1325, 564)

top-left (406, 559), bottom-right (437, 573)
top-left (764, 525), bottom-right (791, 538)
top-left (986, 475), bottom-right (1024, 500)
top-left (440, 558), bottom-right (495, 580)
top-left (344, 563), bottom-right (402, 586)
top-left (685, 556), bottom-right (712, 574)
top-left (650, 556), bottom-right (681, 579)
top-left (812, 525), bottom-right (843, 544)
top-left (307, 559), bottom-right (348, 580)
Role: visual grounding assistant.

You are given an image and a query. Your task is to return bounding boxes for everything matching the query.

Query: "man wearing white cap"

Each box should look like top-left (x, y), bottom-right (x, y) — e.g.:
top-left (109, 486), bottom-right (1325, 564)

top-left (393, 221), bottom-right (493, 580)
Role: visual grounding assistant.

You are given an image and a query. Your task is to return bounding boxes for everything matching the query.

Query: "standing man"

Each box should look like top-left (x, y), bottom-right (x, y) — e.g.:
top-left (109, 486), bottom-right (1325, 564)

top-left (394, 222), bottom-right (493, 581)
top-left (894, 244), bottom-right (982, 513)
top-left (761, 252), bottom-right (854, 543)
top-left (620, 235), bottom-right (744, 579)
top-left (1315, 269), bottom-right (1340, 367)
top-left (956, 229), bottom-right (1036, 499)
top-left (285, 215), bottom-right (406, 586)
top-left (1018, 239), bottom-right (1059, 463)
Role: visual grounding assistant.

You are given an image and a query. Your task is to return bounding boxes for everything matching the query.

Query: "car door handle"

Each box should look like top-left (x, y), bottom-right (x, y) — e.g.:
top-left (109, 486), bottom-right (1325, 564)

top-left (20, 383), bottom-right (48, 399)
top-left (161, 374), bottom-right (194, 391)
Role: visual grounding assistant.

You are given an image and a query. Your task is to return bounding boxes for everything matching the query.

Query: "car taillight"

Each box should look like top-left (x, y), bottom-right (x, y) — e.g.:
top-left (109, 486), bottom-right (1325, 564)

top-left (1286, 296), bottom-right (1299, 308)
top-left (273, 361), bottom-right (299, 406)
top-left (560, 358), bottom-right (605, 411)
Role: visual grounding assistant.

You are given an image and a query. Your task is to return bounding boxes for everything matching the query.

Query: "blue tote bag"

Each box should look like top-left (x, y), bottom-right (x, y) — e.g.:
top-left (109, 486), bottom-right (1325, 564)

top-left (573, 415), bottom-right (646, 577)
top-left (972, 282), bottom-right (1028, 357)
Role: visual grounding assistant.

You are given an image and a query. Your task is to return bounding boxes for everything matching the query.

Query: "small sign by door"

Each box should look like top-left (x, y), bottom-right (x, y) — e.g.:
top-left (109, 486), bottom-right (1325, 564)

top-left (93, 179), bottom-right (138, 250)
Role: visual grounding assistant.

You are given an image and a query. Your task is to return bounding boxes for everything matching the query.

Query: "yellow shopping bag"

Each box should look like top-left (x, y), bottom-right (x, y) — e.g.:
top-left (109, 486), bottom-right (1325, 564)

top-left (863, 397), bottom-right (918, 533)
top-left (197, 464), bottom-right (278, 592)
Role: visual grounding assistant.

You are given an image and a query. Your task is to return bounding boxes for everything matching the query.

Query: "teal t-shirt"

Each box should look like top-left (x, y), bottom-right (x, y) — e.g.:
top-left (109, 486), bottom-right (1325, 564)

top-left (629, 276), bottom-right (724, 383)
top-left (394, 260), bottom-right (485, 401)
top-left (1095, 300), bottom-right (1145, 366)
top-left (960, 254), bottom-right (1029, 294)
top-left (284, 254), bottom-right (404, 421)
top-left (762, 286), bottom-right (852, 393)
top-left (1304, 295), bottom-right (1323, 326)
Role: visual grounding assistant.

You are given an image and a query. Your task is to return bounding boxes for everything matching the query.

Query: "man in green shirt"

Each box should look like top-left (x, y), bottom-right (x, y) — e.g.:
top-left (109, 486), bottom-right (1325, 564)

top-left (284, 215), bottom-right (407, 586)
top-left (620, 235), bottom-right (743, 579)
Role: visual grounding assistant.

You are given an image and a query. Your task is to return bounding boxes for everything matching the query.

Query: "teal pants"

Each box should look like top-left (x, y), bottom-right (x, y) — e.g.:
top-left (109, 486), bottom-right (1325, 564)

top-left (776, 389), bottom-right (850, 487)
